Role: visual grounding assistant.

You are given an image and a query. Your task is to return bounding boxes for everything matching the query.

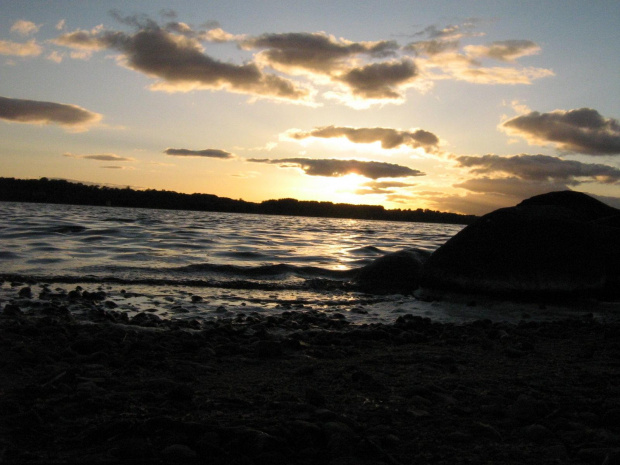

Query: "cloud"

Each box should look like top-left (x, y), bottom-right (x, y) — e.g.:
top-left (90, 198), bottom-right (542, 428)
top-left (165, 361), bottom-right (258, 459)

top-left (355, 180), bottom-right (416, 195)
top-left (248, 157), bottom-right (424, 179)
top-left (47, 51), bottom-right (63, 63)
top-left (10, 20), bottom-right (41, 36)
top-left (0, 39), bottom-right (42, 56)
top-left (287, 125), bottom-right (439, 152)
top-left (0, 96), bottom-right (102, 130)
top-left (454, 176), bottom-right (572, 198)
top-left (54, 24), bottom-right (312, 102)
top-left (242, 31), bottom-right (397, 74)
top-left (53, 29), bottom-right (109, 50)
top-left (501, 108), bottom-right (620, 155)
top-left (202, 27), bottom-right (244, 43)
top-left (335, 58), bottom-right (418, 100)
top-left (407, 39), bottom-right (460, 56)
top-left (164, 148), bottom-right (234, 159)
top-left (56, 20), bottom-right (66, 31)
top-left (464, 40), bottom-right (540, 62)
top-left (64, 153), bottom-right (133, 161)
top-left (51, 17), bottom-right (553, 107)
top-left (101, 165), bottom-right (133, 170)
top-left (405, 21), bottom-right (553, 85)
top-left (424, 191), bottom-right (518, 216)
top-left (455, 154), bottom-right (620, 184)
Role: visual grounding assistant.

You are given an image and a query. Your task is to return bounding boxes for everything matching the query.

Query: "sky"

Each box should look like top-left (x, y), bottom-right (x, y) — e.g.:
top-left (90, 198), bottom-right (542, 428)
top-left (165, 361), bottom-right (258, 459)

top-left (0, 0), bottom-right (619, 215)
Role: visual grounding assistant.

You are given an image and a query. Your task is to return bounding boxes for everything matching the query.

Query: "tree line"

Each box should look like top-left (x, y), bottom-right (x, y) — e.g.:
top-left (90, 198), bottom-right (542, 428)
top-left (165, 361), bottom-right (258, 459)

top-left (0, 177), bottom-right (477, 224)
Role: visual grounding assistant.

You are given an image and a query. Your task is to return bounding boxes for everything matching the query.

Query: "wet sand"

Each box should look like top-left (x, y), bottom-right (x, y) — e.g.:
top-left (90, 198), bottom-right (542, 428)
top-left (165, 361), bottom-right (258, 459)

top-left (1, 282), bottom-right (619, 464)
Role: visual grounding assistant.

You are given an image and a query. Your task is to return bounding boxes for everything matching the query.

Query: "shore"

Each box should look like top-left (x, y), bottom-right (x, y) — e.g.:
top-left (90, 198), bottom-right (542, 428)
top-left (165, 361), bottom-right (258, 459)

top-left (1, 282), bottom-right (619, 464)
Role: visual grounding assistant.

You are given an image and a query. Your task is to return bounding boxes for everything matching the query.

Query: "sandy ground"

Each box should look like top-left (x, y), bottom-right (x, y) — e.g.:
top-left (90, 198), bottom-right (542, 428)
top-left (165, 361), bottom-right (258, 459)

top-left (1, 281), bottom-right (620, 464)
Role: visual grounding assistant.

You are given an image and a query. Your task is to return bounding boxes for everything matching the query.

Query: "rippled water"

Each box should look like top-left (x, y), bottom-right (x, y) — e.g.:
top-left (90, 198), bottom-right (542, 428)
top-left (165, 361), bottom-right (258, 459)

top-left (0, 201), bottom-right (461, 282)
top-left (2, 201), bottom-right (610, 324)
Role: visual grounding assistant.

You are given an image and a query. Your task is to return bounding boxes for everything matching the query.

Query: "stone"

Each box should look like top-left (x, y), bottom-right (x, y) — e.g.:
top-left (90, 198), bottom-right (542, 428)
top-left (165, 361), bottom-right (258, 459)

top-left (509, 394), bottom-right (548, 423)
top-left (355, 248), bottom-right (431, 293)
top-left (3, 303), bottom-right (23, 316)
top-left (161, 444), bottom-right (197, 462)
top-left (421, 191), bottom-right (620, 298)
top-left (130, 312), bottom-right (162, 326)
top-left (18, 286), bottom-right (32, 298)
top-left (521, 424), bottom-right (554, 444)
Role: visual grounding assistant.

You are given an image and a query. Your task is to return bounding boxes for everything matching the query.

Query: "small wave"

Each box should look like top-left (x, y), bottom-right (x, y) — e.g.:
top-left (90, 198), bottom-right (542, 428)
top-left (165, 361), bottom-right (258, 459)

top-left (49, 225), bottom-right (87, 235)
top-left (103, 217), bottom-right (136, 223)
top-left (214, 250), bottom-right (269, 260)
top-left (175, 262), bottom-right (357, 280)
top-left (349, 245), bottom-right (384, 255)
top-left (31, 245), bottom-right (60, 252)
top-left (0, 251), bottom-right (19, 259)
top-left (27, 258), bottom-right (65, 264)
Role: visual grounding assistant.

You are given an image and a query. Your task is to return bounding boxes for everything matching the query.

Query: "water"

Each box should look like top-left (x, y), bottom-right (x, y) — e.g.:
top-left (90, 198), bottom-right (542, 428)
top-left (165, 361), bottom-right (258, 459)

top-left (2, 201), bottom-right (608, 325)
top-left (0, 202), bottom-right (460, 280)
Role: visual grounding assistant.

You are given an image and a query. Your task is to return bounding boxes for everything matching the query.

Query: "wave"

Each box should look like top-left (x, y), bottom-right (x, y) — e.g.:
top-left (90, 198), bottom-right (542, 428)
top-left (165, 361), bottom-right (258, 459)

top-left (175, 262), bottom-right (358, 279)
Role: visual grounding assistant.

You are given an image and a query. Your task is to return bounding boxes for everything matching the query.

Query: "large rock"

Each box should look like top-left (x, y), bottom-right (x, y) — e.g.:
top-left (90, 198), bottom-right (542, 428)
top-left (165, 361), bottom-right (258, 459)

top-left (355, 248), bottom-right (431, 294)
top-left (420, 191), bottom-right (620, 298)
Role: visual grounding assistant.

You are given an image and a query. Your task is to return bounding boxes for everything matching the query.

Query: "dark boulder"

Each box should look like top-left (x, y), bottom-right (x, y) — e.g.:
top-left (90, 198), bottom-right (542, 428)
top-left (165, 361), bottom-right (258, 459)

top-left (355, 248), bottom-right (431, 293)
top-left (420, 191), bottom-right (620, 298)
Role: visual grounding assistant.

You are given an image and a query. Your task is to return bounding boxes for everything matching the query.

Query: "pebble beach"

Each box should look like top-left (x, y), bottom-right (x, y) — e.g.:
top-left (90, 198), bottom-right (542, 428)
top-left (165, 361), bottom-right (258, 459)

top-left (1, 281), bottom-right (619, 464)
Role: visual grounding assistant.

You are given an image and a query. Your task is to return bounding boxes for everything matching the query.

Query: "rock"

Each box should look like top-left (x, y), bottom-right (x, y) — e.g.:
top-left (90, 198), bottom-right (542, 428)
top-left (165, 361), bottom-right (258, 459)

top-left (18, 286), bottom-right (32, 298)
top-left (509, 394), bottom-right (548, 423)
top-left (421, 191), bottom-right (620, 298)
top-left (355, 248), bottom-right (431, 293)
top-left (305, 388), bottom-right (326, 407)
top-left (130, 312), bottom-right (162, 327)
top-left (578, 447), bottom-right (620, 464)
top-left (446, 431), bottom-right (472, 443)
top-left (521, 424), bottom-right (554, 444)
top-left (161, 444), bottom-right (197, 462)
top-left (3, 303), bottom-right (23, 316)
top-left (602, 407), bottom-right (620, 427)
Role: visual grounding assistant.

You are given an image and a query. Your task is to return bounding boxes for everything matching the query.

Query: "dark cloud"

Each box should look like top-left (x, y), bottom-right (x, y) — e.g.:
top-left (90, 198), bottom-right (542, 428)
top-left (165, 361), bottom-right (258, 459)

top-left (456, 154), bottom-right (620, 184)
top-left (164, 148), bottom-right (234, 159)
top-left (355, 180), bottom-right (416, 195)
top-left (52, 17), bottom-right (553, 106)
top-left (406, 39), bottom-right (460, 56)
top-left (248, 157), bottom-right (424, 179)
top-left (64, 153), bottom-right (133, 161)
top-left (289, 125), bottom-right (439, 152)
top-left (425, 191), bottom-right (517, 216)
top-left (0, 96), bottom-right (101, 129)
top-left (53, 30), bottom-right (108, 50)
top-left (406, 22), bottom-right (477, 56)
top-left (242, 32), bottom-right (397, 74)
top-left (412, 23), bottom-right (479, 40)
top-left (55, 25), bottom-right (311, 102)
top-left (502, 108), bottom-right (620, 155)
top-left (336, 59), bottom-right (418, 99)
top-left (454, 176), bottom-right (571, 198)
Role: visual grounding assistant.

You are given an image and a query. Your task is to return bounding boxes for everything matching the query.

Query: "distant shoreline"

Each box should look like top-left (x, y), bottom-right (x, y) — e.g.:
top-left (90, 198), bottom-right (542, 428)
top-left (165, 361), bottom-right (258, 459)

top-left (0, 177), bottom-right (477, 225)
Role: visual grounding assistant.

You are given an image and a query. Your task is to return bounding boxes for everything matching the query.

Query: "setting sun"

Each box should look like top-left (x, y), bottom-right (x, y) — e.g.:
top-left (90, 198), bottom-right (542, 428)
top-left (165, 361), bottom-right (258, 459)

top-left (0, 1), bottom-right (618, 215)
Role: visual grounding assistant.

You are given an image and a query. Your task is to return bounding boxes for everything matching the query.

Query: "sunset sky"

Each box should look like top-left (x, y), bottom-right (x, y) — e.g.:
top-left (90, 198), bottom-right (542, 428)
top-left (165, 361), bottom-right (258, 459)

top-left (1, 0), bottom-right (619, 215)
